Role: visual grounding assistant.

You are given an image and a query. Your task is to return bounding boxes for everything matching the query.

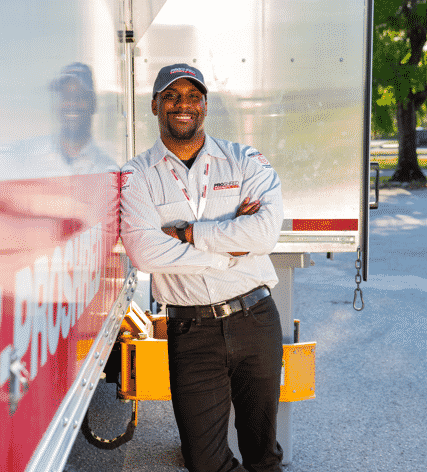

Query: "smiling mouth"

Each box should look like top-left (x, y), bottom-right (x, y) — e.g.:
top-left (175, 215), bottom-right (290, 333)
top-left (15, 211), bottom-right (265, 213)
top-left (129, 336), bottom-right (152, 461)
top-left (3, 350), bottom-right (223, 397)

top-left (171, 114), bottom-right (194, 122)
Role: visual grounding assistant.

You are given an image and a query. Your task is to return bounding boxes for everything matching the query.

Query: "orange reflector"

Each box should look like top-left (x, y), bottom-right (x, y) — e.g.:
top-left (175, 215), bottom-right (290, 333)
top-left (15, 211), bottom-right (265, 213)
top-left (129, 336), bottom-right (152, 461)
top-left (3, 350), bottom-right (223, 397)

top-left (279, 342), bottom-right (316, 402)
top-left (120, 337), bottom-right (171, 401)
top-left (76, 339), bottom-right (94, 362)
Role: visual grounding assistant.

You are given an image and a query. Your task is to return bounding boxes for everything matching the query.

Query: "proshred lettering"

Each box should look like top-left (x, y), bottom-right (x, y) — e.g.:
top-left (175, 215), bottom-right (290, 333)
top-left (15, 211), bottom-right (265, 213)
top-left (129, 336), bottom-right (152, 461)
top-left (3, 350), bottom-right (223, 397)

top-left (213, 181), bottom-right (240, 190)
top-left (0, 223), bottom-right (103, 384)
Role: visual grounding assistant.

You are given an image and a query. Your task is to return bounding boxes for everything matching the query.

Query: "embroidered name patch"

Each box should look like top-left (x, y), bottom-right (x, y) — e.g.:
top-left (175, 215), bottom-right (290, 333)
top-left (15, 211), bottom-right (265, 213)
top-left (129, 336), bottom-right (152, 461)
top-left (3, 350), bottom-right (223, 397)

top-left (213, 181), bottom-right (240, 190)
top-left (248, 151), bottom-right (272, 168)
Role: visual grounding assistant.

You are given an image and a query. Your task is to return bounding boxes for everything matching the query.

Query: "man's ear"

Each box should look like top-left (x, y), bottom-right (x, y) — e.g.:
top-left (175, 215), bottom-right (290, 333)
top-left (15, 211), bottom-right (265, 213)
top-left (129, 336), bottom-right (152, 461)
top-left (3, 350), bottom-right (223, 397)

top-left (151, 98), bottom-right (158, 116)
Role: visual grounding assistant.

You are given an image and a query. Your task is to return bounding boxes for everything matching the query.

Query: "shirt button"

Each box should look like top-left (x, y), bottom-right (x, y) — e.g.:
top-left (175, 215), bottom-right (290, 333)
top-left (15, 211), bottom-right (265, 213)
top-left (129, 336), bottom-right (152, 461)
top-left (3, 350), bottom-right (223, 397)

top-left (189, 175), bottom-right (194, 180)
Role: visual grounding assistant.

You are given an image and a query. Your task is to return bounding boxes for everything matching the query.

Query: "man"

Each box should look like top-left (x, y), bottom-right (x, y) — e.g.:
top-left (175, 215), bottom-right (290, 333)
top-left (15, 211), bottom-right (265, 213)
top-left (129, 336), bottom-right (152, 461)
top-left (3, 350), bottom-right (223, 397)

top-left (120, 64), bottom-right (284, 472)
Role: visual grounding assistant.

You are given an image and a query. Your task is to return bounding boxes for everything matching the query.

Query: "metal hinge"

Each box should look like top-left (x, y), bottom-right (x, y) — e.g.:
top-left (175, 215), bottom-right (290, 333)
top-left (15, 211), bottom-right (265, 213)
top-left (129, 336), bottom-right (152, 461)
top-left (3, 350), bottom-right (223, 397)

top-left (370, 162), bottom-right (380, 210)
top-left (117, 30), bottom-right (134, 43)
top-left (9, 350), bottom-right (29, 414)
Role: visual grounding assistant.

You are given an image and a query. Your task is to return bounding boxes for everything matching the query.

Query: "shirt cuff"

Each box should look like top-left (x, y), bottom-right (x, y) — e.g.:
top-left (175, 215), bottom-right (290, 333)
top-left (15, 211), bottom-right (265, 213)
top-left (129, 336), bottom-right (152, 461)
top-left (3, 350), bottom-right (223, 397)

top-left (212, 252), bottom-right (231, 270)
top-left (193, 221), bottom-right (217, 252)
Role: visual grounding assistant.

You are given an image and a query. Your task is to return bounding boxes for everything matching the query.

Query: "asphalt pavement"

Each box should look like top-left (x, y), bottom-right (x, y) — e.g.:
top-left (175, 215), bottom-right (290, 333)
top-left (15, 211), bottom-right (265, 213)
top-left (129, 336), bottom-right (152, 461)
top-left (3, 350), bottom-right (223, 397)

top-left (65, 187), bottom-right (427, 472)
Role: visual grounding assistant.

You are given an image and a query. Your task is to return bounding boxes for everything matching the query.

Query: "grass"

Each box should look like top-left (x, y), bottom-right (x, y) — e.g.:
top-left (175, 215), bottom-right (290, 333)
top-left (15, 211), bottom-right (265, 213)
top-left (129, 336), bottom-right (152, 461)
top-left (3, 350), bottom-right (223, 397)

top-left (369, 154), bottom-right (427, 189)
top-left (377, 178), bottom-right (427, 189)
top-left (370, 156), bottom-right (427, 170)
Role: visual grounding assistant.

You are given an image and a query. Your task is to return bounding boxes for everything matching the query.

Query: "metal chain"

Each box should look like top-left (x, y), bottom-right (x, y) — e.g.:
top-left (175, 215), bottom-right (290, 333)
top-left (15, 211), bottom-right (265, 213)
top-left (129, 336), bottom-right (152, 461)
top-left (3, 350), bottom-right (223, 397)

top-left (353, 247), bottom-right (364, 311)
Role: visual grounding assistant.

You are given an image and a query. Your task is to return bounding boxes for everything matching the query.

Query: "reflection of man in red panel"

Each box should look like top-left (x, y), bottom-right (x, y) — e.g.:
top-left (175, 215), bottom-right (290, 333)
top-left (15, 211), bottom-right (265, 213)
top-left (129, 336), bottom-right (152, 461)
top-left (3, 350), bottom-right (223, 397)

top-left (48, 62), bottom-right (118, 176)
top-left (0, 62), bottom-right (121, 465)
top-left (2, 63), bottom-right (117, 180)
top-left (0, 63), bottom-right (119, 273)
top-left (51, 62), bottom-right (97, 163)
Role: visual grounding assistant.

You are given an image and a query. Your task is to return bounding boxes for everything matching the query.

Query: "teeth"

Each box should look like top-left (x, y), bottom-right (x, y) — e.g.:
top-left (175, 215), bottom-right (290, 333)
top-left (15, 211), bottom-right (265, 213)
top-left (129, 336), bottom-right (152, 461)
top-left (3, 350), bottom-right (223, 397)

top-left (174, 114), bottom-right (192, 120)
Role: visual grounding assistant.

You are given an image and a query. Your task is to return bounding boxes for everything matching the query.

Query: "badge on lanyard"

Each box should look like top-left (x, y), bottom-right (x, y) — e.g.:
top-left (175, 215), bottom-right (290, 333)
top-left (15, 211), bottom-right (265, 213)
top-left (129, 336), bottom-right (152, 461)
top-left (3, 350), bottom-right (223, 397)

top-left (164, 156), bottom-right (210, 220)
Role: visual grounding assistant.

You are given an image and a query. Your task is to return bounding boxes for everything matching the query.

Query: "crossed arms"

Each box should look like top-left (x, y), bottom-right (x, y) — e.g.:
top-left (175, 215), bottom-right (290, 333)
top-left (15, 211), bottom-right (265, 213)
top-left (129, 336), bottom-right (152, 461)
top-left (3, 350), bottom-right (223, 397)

top-left (120, 158), bottom-right (283, 274)
top-left (161, 197), bottom-right (260, 256)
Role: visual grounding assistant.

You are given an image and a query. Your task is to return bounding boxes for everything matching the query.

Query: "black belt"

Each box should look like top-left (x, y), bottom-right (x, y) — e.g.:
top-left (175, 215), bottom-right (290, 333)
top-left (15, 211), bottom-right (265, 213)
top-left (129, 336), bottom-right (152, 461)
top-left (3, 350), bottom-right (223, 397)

top-left (166, 285), bottom-right (270, 320)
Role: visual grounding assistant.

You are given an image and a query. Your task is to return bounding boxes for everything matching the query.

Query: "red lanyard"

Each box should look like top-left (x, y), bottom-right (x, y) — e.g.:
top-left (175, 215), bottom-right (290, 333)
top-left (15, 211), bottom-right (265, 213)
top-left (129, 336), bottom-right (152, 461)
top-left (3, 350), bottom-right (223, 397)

top-left (164, 156), bottom-right (210, 220)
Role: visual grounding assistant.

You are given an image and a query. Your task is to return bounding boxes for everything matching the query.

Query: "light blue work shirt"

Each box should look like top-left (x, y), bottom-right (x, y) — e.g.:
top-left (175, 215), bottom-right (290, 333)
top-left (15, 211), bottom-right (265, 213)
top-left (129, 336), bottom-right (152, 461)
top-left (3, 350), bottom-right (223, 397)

top-left (1, 136), bottom-right (118, 180)
top-left (120, 135), bottom-right (284, 306)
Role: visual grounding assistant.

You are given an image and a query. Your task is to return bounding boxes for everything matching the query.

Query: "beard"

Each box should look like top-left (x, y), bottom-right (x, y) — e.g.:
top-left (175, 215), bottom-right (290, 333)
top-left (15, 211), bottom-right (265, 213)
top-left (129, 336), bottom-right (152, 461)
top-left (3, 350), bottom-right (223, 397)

top-left (166, 113), bottom-right (200, 140)
top-left (168, 125), bottom-right (197, 140)
top-left (60, 116), bottom-right (91, 143)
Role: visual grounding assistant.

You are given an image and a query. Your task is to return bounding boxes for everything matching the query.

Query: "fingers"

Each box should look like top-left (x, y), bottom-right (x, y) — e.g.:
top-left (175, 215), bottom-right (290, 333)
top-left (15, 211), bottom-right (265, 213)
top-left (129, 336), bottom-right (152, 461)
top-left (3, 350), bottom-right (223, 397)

top-left (239, 201), bottom-right (260, 216)
top-left (236, 196), bottom-right (250, 214)
top-left (243, 201), bottom-right (260, 213)
top-left (235, 197), bottom-right (261, 218)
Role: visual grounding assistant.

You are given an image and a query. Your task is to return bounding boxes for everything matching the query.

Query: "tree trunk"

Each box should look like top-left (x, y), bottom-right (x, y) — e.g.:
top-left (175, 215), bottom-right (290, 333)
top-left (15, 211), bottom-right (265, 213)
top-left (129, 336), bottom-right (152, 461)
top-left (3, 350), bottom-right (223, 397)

top-left (392, 99), bottom-right (426, 182)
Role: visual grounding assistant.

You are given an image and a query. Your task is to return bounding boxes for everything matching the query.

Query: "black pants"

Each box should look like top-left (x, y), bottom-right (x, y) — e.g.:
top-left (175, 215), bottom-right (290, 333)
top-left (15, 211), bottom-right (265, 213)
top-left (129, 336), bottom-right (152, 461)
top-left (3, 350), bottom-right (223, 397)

top-left (167, 295), bottom-right (283, 472)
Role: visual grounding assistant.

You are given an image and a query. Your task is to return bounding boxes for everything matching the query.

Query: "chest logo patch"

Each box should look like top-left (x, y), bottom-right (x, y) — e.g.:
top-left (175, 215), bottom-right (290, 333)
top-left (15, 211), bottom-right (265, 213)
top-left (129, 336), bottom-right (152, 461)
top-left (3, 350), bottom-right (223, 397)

top-left (213, 181), bottom-right (240, 190)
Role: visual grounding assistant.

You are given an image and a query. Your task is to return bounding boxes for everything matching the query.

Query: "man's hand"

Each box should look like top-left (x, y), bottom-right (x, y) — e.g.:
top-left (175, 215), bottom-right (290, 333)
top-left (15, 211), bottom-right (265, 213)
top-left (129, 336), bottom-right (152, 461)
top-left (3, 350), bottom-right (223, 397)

top-left (161, 224), bottom-right (194, 244)
top-left (161, 226), bottom-right (178, 239)
top-left (229, 197), bottom-right (261, 256)
top-left (235, 197), bottom-right (260, 218)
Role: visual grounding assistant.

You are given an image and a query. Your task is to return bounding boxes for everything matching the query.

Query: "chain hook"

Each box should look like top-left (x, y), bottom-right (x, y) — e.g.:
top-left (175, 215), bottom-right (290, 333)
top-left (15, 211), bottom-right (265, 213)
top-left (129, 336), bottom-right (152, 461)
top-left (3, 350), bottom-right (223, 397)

top-left (353, 247), bottom-right (364, 311)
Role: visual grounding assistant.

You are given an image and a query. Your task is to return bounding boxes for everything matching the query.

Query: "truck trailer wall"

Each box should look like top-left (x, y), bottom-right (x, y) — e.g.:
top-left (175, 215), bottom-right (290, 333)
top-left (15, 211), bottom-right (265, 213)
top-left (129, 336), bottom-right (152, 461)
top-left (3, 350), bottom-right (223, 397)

top-left (0, 1), bottom-right (132, 470)
top-left (134, 0), bottom-right (373, 254)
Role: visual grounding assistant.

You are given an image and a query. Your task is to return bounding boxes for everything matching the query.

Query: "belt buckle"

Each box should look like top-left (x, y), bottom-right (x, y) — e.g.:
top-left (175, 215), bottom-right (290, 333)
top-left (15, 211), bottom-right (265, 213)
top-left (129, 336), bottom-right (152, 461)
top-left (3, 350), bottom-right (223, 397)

top-left (211, 301), bottom-right (233, 319)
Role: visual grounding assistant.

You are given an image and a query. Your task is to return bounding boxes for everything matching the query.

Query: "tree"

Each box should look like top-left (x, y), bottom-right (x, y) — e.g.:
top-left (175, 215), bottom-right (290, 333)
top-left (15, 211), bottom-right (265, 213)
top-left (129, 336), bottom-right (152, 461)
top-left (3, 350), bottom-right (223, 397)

top-left (373, 0), bottom-right (427, 182)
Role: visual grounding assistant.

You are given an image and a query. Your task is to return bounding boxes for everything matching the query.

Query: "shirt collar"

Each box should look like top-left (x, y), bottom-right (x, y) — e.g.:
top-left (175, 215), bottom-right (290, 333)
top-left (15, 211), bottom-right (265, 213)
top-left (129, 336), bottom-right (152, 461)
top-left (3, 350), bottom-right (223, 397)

top-left (147, 135), bottom-right (227, 168)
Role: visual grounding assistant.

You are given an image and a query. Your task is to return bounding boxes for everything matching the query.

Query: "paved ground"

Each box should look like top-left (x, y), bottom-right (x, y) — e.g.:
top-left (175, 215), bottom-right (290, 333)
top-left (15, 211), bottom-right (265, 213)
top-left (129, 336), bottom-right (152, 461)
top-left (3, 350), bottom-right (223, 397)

top-left (65, 187), bottom-right (427, 472)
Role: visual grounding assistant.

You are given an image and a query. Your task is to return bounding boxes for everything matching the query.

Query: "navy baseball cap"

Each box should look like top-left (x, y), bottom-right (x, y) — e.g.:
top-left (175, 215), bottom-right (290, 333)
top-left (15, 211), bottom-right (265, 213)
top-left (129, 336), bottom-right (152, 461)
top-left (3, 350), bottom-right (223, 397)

top-left (51, 62), bottom-right (95, 92)
top-left (152, 63), bottom-right (208, 98)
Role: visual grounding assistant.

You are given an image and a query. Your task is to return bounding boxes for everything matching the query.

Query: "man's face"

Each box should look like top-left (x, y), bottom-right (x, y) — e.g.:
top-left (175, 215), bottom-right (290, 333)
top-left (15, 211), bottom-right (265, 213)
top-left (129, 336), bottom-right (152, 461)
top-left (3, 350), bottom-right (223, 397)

top-left (56, 77), bottom-right (95, 140)
top-left (152, 78), bottom-right (207, 142)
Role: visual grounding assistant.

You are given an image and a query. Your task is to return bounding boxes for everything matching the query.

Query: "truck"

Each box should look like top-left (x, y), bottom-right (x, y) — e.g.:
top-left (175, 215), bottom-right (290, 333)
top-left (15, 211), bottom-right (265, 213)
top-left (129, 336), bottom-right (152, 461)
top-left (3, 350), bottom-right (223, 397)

top-left (0, 0), bottom-right (374, 470)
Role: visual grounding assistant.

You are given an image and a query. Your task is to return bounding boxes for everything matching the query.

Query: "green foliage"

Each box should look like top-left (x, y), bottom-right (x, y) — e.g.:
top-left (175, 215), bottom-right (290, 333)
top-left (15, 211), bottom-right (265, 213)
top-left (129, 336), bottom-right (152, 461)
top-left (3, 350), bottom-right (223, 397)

top-left (372, 0), bottom-right (427, 135)
top-left (374, 0), bottom-right (402, 25)
top-left (418, 101), bottom-right (427, 125)
top-left (371, 85), bottom-right (397, 136)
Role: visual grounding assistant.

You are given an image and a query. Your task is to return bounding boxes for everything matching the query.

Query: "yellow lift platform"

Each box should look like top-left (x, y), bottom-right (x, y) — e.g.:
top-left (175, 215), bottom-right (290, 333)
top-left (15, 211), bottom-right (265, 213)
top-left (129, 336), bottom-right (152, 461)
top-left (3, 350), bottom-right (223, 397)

top-left (119, 303), bottom-right (316, 423)
top-left (82, 303), bottom-right (315, 449)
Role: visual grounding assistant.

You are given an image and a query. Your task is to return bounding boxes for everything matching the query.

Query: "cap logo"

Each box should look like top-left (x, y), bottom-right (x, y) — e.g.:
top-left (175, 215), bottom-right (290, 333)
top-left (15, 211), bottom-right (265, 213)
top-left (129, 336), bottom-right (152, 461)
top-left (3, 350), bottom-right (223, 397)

top-left (170, 68), bottom-right (196, 76)
top-left (153, 64), bottom-right (207, 98)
